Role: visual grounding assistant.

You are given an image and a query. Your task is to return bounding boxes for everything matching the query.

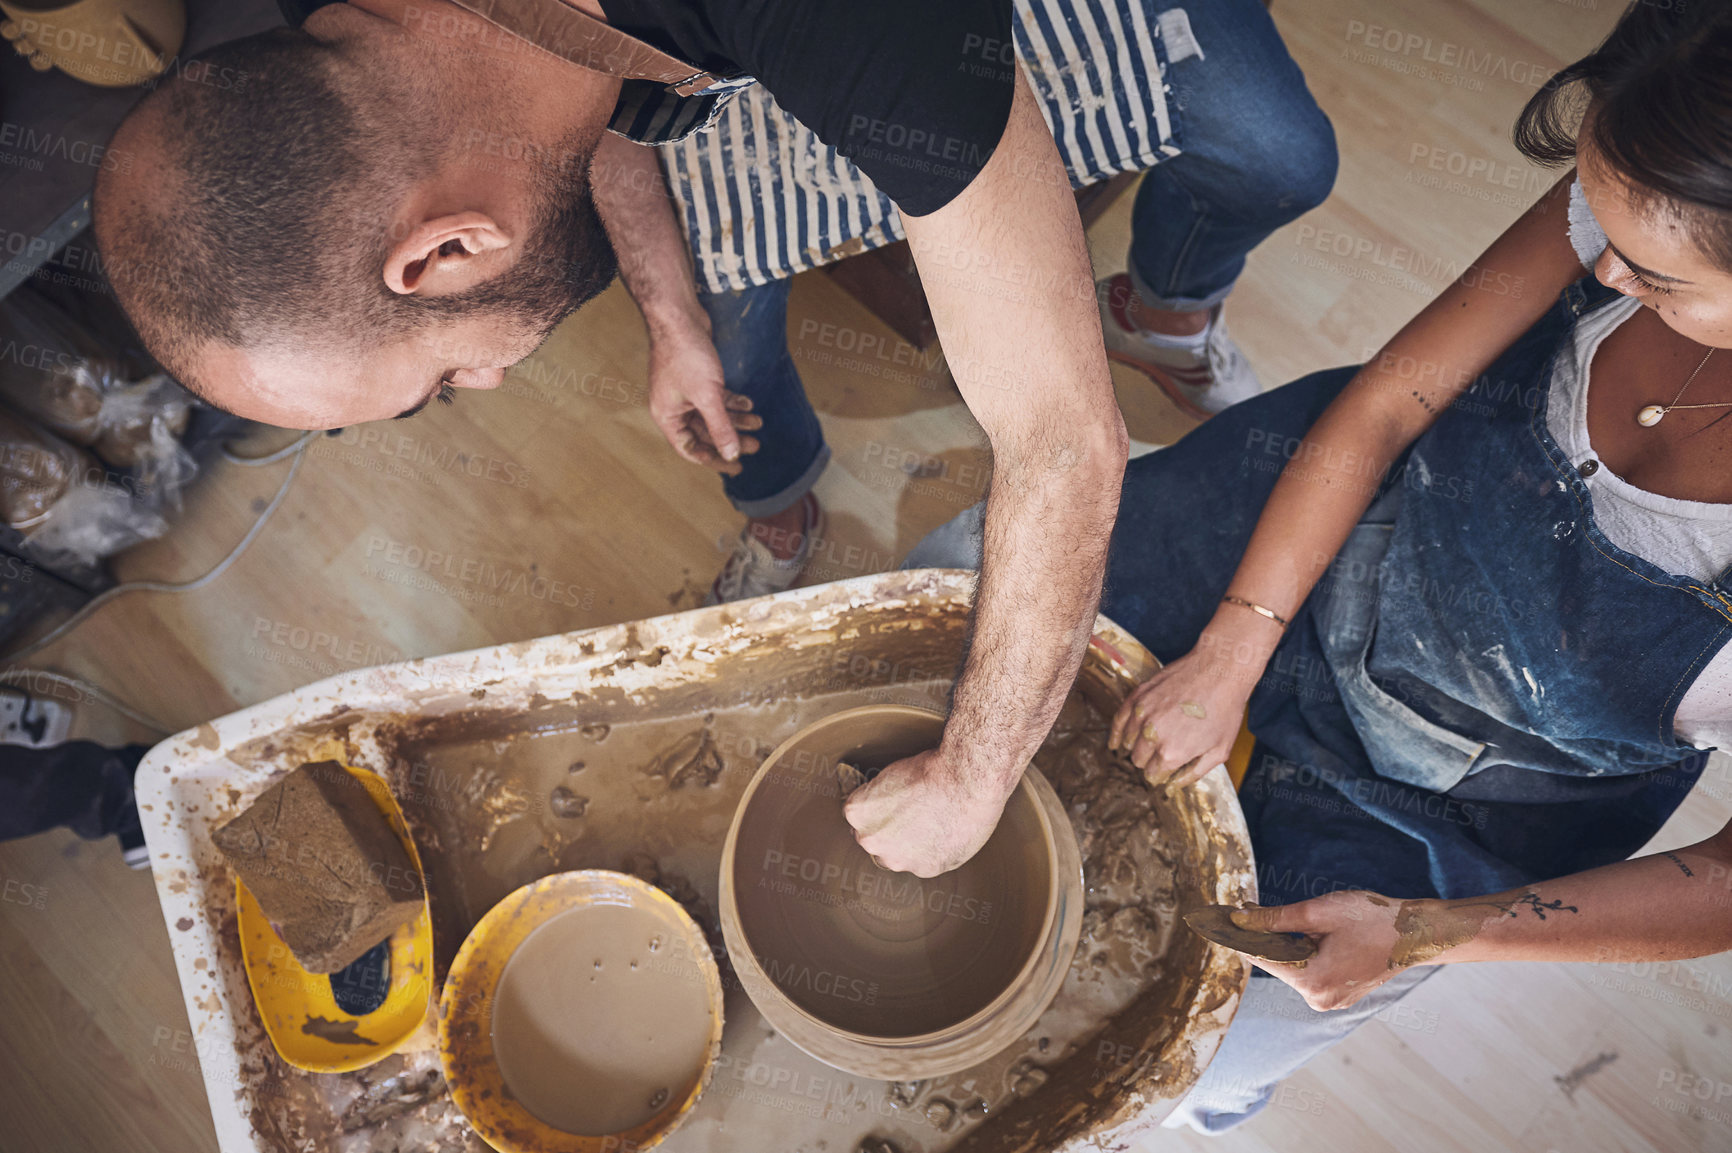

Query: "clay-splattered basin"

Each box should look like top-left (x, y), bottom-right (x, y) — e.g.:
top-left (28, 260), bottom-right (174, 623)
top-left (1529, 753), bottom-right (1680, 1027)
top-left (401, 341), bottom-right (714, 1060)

top-left (137, 571), bottom-right (1255, 1153)
top-left (720, 705), bottom-right (1084, 1079)
top-left (439, 870), bottom-right (724, 1153)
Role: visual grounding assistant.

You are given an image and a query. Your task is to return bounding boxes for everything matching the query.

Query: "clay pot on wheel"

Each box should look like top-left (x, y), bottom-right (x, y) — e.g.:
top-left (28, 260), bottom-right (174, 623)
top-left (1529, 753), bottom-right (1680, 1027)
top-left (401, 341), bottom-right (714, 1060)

top-left (719, 704), bottom-right (1084, 1080)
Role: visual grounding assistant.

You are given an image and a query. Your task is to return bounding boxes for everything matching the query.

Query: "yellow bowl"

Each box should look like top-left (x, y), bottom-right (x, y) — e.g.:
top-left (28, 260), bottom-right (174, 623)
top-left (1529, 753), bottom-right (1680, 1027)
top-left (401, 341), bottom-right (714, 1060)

top-left (438, 870), bottom-right (725, 1153)
top-left (233, 762), bottom-right (434, 1074)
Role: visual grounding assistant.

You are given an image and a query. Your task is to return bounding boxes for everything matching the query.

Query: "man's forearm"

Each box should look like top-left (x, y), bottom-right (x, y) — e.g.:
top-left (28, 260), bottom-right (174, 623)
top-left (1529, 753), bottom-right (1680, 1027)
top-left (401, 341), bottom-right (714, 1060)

top-left (893, 64), bottom-right (1129, 795)
top-left (590, 133), bottom-right (707, 340)
top-left (942, 440), bottom-right (1124, 792)
top-left (1402, 833), bottom-right (1732, 968)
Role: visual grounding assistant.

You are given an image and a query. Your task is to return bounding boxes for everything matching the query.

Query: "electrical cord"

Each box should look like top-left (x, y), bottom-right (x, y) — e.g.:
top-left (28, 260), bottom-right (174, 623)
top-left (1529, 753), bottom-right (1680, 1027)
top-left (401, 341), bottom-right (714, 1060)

top-left (1, 433), bottom-right (314, 730)
top-left (221, 430), bottom-right (319, 467)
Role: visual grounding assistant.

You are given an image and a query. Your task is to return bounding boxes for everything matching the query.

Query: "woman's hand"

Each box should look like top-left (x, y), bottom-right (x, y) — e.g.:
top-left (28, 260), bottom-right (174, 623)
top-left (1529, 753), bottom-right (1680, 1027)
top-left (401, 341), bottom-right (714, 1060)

top-left (1109, 633), bottom-right (1263, 786)
top-left (1230, 892), bottom-right (1406, 1010)
top-left (646, 327), bottom-right (763, 476)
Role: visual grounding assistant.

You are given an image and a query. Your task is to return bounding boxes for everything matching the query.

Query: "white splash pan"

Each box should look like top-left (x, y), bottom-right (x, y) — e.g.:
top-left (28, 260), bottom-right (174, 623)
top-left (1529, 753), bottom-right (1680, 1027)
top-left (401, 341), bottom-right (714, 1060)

top-left (137, 569), bottom-right (1255, 1152)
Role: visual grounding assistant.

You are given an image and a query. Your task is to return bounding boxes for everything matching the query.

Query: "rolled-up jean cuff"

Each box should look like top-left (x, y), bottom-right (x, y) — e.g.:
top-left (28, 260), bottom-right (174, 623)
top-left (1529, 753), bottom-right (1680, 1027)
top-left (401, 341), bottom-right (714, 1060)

top-left (725, 443), bottom-right (831, 518)
top-left (1128, 257), bottom-right (1235, 314)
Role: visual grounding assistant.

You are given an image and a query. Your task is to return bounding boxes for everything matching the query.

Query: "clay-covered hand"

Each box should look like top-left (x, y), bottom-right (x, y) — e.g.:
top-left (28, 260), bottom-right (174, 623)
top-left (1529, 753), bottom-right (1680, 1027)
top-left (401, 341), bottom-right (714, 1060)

top-left (1229, 892), bottom-right (1406, 1011)
top-left (1107, 647), bottom-right (1253, 787)
top-left (647, 327), bottom-right (763, 476)
top-left (843, 748), bottom-right (1014, 879)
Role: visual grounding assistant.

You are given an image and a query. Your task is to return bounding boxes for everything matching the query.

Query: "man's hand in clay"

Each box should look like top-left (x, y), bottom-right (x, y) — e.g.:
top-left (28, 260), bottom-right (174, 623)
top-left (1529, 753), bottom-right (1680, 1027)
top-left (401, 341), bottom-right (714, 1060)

top-left (844, 749), bottom-right (1015, 878)
top-left (1229, 892), bottom-right (1407, 1011)
top-left (647, 326), bottom-right (763, 476)
top-left (1109, 645), bottom-right (1258, 787)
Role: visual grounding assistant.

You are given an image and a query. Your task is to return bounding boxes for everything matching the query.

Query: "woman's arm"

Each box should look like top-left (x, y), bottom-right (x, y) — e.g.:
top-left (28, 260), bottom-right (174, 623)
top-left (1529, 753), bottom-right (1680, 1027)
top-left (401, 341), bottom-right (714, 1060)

top-left (1111, 173), bottom-right (1590, 783)
top-left (1231, 815), bottom-right (1732, 1011)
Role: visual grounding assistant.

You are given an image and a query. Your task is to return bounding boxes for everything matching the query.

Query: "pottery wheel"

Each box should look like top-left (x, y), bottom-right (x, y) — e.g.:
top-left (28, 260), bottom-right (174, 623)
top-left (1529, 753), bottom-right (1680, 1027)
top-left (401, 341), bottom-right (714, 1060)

top-left (730, 711), bottom-right (1053, 1039)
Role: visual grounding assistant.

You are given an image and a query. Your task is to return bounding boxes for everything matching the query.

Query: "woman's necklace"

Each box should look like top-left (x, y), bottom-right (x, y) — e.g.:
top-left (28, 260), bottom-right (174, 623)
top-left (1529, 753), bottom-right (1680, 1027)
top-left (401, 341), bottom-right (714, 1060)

top-left (1637, 347), bottom-right (1721, 427)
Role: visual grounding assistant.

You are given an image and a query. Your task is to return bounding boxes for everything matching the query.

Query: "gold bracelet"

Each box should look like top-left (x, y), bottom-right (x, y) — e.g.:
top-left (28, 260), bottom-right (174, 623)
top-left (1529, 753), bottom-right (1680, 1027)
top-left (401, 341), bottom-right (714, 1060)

top-left (1221, 594), bottom-right (1290, 629)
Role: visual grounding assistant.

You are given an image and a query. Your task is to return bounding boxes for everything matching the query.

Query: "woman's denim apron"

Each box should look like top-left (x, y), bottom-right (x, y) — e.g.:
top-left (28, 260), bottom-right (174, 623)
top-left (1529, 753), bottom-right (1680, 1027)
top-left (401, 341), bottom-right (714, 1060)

top-left (1102, 278), bottom-right (1726, 905)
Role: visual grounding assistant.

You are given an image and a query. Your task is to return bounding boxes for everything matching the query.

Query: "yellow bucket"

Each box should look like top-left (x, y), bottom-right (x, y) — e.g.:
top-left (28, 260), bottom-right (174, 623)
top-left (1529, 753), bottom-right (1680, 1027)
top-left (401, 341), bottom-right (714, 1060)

top-left (438, 870), bottom-right (724, 1153)
top-left (233, 762), bottom-right (434, 1073)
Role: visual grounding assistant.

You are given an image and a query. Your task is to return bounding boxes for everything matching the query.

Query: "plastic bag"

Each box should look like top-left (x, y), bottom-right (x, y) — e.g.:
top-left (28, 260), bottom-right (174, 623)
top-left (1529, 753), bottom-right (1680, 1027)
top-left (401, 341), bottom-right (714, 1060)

top-left (0, 288), bottom-right (193, 467)
top-left (0, 409), bottom-right (91, 530)
top-left (0, 289), bottom-right (199, 567)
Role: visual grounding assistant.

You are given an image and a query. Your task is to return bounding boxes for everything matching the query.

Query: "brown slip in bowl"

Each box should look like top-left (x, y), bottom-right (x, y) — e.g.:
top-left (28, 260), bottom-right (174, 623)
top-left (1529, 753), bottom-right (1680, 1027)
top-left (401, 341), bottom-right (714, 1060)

top-left (440, 870), bottom-right (724, 1153)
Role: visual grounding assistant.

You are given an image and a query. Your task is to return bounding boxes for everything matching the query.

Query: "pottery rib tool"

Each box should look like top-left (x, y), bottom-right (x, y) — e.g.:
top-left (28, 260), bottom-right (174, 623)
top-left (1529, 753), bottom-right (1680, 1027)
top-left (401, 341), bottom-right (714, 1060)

top-left (1183, 905), bottom-right (1319, 964)
top-left (835, 760), bottom-right (870, 797)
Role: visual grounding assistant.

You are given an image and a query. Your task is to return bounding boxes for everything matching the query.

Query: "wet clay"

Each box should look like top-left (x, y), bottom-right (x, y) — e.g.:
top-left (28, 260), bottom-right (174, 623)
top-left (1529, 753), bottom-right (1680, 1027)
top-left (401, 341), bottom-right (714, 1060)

top-left (1389, 890), bottom-right (1543, 968)
top-left (212, 761), bottom-right (423, 974)
top-left (301, 1016), bottom-right (373, 1045)
top-left (490, 902), bottom-right (714, 1135)
top-left (731, 709), bottom-right (1051, 1038)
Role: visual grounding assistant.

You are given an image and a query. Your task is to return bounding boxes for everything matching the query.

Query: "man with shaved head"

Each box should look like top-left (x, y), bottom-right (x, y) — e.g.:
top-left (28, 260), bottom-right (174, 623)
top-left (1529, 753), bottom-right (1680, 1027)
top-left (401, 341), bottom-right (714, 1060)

top-left (95, 0), bottom-right (1133, 879)
top-left (97, 2), bottom-right (622, 427)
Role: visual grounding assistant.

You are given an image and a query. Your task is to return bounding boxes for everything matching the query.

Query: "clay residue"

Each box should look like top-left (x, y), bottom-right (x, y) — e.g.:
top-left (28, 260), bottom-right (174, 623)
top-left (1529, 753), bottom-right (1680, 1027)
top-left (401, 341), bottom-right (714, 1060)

top-left (336, 1065), bottom-right (446, 1133)
top-left (1391, 893), bottom-right (1519, 968)
top-left (459, 765), bottom-right (533, 853)
top-left (644, 727), bottom-right (725, 789)
top-left (301, 1017), bottom-right (373, 1045)
top-left (1555, 1050), bottom-right (1618, 1100)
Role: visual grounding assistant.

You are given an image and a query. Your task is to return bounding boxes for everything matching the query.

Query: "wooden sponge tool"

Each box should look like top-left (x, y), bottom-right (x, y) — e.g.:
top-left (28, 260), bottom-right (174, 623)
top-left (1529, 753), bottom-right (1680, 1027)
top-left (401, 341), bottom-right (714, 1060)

top-left (212, 761), bottom-right (424, 975)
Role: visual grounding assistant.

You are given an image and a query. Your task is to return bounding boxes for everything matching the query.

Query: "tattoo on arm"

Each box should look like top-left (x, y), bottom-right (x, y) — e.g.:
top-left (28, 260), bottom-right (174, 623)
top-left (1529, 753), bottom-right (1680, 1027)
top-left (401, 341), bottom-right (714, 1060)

top-left (1410, 390), bottom-right (1438, 415)
top-left (1662, 851), bottom-right (1696, 878)
top-left (1504, 892), bottom-right (1579, 920)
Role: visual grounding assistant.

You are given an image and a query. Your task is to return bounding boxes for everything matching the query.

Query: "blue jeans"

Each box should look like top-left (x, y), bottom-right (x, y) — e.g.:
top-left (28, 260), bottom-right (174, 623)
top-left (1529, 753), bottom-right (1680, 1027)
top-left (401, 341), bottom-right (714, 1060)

top-left (702, 0), bottom-right (1338, 516)
top-left (1162, 967), bottom-right (1437, 1133)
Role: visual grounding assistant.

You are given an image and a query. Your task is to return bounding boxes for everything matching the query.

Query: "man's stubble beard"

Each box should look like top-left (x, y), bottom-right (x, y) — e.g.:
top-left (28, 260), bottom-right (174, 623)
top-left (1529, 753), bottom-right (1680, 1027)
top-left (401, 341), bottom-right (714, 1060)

top-left (398, 141), bottom-right (619, 347)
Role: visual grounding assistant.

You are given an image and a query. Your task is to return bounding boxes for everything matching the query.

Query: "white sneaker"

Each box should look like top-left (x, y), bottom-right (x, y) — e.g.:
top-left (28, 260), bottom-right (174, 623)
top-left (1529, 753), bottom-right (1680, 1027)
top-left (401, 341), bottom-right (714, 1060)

top-left (707, 493), bottom-right (826, 605)
top-left (1097, 273), bottom-right (1263, 419)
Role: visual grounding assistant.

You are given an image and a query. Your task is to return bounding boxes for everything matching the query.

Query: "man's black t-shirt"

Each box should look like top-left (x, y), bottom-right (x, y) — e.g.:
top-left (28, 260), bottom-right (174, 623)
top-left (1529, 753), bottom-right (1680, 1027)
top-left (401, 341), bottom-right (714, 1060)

top-left (278, 0), bottom-right (1015, 216)
top-left (602, 0), bottom-right (1015, 215)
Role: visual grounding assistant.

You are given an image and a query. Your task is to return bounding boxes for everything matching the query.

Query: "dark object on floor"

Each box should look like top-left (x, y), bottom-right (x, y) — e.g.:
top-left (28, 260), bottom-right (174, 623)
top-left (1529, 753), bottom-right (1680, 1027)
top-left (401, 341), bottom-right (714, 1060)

top-left (212, 761), bottom-right (424, 974)
top-left (329, 940), bottom-right (392, 1016)
top-left (0, 738), bottom-right (148, 860)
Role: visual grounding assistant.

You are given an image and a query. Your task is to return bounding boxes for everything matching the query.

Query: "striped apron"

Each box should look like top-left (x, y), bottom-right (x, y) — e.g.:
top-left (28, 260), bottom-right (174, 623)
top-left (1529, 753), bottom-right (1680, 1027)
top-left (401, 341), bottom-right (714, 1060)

top-left (655, 0), bottom-right (1195, 294)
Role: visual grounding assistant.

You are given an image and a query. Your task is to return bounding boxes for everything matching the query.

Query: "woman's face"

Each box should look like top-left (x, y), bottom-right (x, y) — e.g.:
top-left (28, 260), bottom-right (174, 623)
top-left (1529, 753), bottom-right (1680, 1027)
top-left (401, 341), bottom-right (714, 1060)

top-left (1577, 137), bottom-right (1732, 348)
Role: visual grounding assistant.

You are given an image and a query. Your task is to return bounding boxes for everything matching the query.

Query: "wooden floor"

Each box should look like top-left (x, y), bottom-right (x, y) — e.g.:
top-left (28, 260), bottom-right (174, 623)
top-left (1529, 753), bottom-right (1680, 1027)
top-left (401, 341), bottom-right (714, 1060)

top-left (6, 0), bottom-right (1730, 1150)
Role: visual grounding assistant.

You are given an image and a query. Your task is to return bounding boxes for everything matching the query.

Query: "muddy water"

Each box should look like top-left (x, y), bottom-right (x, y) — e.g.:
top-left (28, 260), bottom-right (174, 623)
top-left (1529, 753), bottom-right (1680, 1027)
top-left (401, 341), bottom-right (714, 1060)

top-left (382, 683), bottom-right (1188, 1153)
top-left (491, 902), bottom-right (715, 1135)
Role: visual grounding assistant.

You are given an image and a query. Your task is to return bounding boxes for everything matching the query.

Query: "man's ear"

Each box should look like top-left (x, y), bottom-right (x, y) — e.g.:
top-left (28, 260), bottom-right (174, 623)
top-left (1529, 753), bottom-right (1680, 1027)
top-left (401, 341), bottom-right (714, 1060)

top-left (384, 212), bottom-right (511, 296)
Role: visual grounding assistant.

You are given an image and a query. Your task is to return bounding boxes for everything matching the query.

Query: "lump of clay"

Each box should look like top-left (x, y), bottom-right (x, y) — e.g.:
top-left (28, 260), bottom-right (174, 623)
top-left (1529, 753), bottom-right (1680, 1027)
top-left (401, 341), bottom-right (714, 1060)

top-left (0, 409), bottom-right (89, 529)
top-left (213, 761), bottom-right (424, 974)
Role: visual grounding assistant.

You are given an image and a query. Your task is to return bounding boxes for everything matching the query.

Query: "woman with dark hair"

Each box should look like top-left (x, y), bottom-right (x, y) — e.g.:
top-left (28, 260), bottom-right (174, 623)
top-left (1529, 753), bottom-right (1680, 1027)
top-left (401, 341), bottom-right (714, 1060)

top-left (918, 0), bottom-right (1732, 1132)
